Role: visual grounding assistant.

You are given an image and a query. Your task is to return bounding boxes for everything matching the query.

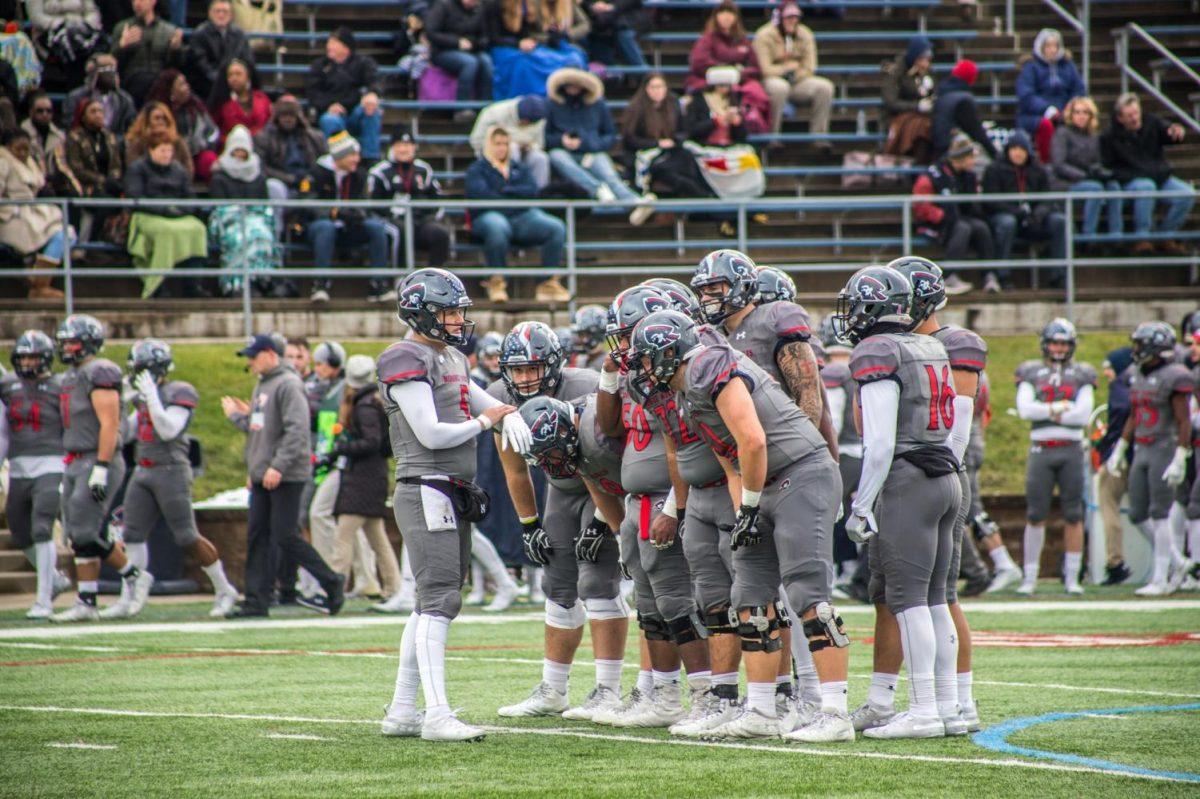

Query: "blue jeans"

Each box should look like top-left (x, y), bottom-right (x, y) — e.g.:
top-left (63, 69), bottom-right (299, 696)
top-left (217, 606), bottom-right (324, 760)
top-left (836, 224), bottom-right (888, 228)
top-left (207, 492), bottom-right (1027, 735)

top-left (549, 149), bottom-right (638, 202)
top-left (431, 50), bottom-right (493, 101)
top-left (473, 209), bottom-right (564, 268)
top-left (41, 228), bottom-right (75, 262)
top-left (586, 28), bottom-right (648, 67)
top-left (319, 105), bottom-right (383, 159)
top-left (1123, 176), bottom-right (1196, 235)
top-left (307, 218), bottom-right (389, 272)
top-left (1069, 179), bottom-right (1122, 236)
top-left (166, 0), bottom-right (186, 26)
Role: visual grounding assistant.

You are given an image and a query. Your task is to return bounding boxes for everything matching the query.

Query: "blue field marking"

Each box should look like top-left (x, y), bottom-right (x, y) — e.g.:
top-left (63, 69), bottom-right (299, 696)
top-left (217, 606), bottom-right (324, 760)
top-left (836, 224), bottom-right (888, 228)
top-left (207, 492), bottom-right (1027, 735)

top-left (972, 703), bottom-right (1200, 783)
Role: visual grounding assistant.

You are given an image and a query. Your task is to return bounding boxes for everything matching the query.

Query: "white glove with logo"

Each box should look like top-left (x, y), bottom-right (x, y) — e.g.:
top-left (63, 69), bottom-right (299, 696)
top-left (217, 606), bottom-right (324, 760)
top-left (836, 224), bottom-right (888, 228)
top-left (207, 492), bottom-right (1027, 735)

top-left (500, 411), bottom-right (532, 455)
top-left (134, 370), bottom-right (158, 402)
top-left (1162, 446), bottom-right (1190, 487)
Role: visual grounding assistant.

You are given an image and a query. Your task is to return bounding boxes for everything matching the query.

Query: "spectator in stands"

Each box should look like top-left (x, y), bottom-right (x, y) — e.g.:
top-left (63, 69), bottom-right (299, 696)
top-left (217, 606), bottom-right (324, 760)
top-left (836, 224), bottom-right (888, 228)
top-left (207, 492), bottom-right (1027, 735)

top-left (545, 67), bottom-right (654, 225)
top-left (25, 0), bottom-right (104, 91)
top-left (20, 92), bottom-right (64, 174)
top-left (682, 65), bottom-right (748, 146)
top-left (209, 58), bottom-right (272, 140)
top-left (209, 124), bottom-right (283, 297)
top-left (124, 130), bottom-right (210, 298)
top-left (256, 94), bottom-right (327, 205)
top-left (912, 132), bottom-right (988, 295)
top-left (753, 1), bottom-right (833, 150)
top-left (1, 25), bottom-right (44, 97)
top-left (110, 0), bottom-right (184, 102)
top-left (881, 34), bottom-right (935, 161)
top-left (931, 58), bottom-right (997, 161)
top-left (146, 69), bottom-right (221, 181)
top-left (1015, 27), bottom-right (1084, 163)
top-left (470, 93), bottom-right (549, 189)
top-left (425, 0), bottom-right (493, 115)
top-left (582, 0), bottom-right (646, 69)
top-left (63, 53), bottom-right (136, 135)
top-left (367, 128), bottom-right (452, 268)
top-left (466, 125), bottom-right (567, 302)
top-left (63, 97), bottom-right (123, 243)
top-left (307, 27), bottom-right (384, 160)
top-left (301, 131), bottom-right (393, 303)
top-left (0, 129), bottom-right (71, 299)
top-left (1100, 92), bottom-right (1195, 256)
top-left (0, 58), bottom-right (18, 135)
top-left (685, 1), bottom-right (769, 131)
top-left (486, 0), bottom-right (589, 99)
top-left (1049, 96), bottom-right (1120, 243)
top-left (185, 0), bottom-right (253, 100)
top-left (982, 129), bottom-right (1067, 291)
top-left (126, 101), bottom-right (194, 179)
top-left (622, 73), bottom-right (708, 195)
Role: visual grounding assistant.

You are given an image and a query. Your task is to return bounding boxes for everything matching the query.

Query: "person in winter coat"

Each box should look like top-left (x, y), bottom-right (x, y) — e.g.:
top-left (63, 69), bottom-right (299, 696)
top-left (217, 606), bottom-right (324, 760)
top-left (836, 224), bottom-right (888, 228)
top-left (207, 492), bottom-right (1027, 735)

top-left (486, 0), bottom-right (589, 99)
top-left (1015, 27), bottom-right (1084, 162)
top-left (209, 58), bottom-right (273, 140)
top-left (208, 124), bottom-right (281, 297)
top-left (1100, 92), bottom-right (1194, 255)
top-left (911, 132), bottom-right (990, 294)
top-left (425, 0), bottom-right (492, 106)
top-left (931, 59), bottom-right (997, 161)
top-left (255, 94), bottom-right (328, 202)
top-left (686, 1), bottom-right (770, 129)
top-left (0, 129), bottom-right (71, 298)
top-left (621, 73), bottom-right (710, 197)
top-left (682, 64), bottom-right (750, 146)
top-left (544, 67), bottom-right (654, 224)
top-left (307, 27), bottom-right (383, 159)
top-left (881, 34), bottom-right (935, 160)
top-left (184, 0), bottom-right (253, 100)
top-left (753, 1), bottom-right (833, 148)
top-left (982, 128), bottom-right (1067, 288)
top-left (582, 0), bottom-right (645, 68)
top-left (125, 101), bottom-right (194, 178)
top-left (62, 97), bottom-right (123, 242)
top-left (469, 94), bottom-right (549, 188)
top-left (1049, 95), bottom-right (1120, 239)
top-left (20, 92), bottom-right (65, 175)
top-left (109, 0), bottom-right (184, 102)
top-left (367, 129), bottom-right (451, 267)
top-left (145, 69), bottom-right (220, 181)
top-left (63, 53), bottom-right (136, 134)
top-left (329, 355), bottom-right (403, 599)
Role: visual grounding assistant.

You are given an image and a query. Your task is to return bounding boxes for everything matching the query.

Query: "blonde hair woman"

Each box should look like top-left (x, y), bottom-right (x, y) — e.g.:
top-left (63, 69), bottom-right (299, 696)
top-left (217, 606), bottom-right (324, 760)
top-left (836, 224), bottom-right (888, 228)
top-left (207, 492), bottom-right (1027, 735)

top-left (486, 0), bottom-right (589, 98)
top-left (1050, 95), bottom-right (1120, 238)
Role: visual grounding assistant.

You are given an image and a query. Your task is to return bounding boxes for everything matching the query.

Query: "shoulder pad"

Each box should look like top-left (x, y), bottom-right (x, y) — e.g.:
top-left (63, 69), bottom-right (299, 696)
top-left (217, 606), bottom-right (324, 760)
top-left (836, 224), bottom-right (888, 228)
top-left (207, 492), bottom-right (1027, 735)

top-left (1075, 362), bottom-right (1098, 387)
top-left (164, 381), bottom-right (199, 408)
top-left (486, 377), bottom-right (510, 403)
top-left (377, 341), bottom-right (433, 385)
top-left (821, 360), bottom-right (851, 388)
top-left (689, 344), bottom-right (752, 398)
top-left (1168, 364), bottom-right (1196, 393)
top-left (1014, 360), bottom-right (1042, 384)
top-left (766, 301), bottom-right (811, 342)
top-left (87, 359), bottom-right (123, 389)
top-left (850, 336), bottom-right (900, 384)
top-left (558, 367), bottom-right (600, 400)
top-left (937, 326), bottom-right (988, 373)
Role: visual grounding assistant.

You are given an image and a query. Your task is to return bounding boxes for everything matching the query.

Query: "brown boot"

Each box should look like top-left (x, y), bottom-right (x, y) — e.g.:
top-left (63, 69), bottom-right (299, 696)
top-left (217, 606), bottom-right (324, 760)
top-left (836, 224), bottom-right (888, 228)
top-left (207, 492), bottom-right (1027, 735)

top-left (27, 256), bottom-right (64, 300)
top-left (534, 275), bottom-right (572, 303)
top-left (481, 275), bottom-right (509, 303)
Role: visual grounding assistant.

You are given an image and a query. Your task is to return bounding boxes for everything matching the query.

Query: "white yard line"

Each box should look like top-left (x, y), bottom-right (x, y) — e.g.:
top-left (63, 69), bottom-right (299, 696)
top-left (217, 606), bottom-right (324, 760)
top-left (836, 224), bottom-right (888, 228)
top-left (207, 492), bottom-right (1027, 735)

top-left (46, 742), bottom-right (118, 750)
top-left (263, 733), bottom-right (333, 741)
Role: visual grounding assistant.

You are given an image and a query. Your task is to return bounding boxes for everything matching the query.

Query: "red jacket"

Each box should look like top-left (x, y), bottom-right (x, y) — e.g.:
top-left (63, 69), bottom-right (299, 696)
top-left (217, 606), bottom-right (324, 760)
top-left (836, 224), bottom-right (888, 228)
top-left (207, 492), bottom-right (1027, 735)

top-left (214, 90), bottom-right (273, 140)
top-left (687, 30), bottom-right (762, 92)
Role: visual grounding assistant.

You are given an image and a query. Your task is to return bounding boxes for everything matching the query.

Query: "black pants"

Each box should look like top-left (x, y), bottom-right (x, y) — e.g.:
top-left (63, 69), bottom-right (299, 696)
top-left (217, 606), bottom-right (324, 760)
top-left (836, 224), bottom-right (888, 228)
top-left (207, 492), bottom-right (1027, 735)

top-left (943, 216), bottom-right (994, 260)
top-left (412, 219), bottom-right (451, 267)
top-left (245, 481), bottom-right (337, 613)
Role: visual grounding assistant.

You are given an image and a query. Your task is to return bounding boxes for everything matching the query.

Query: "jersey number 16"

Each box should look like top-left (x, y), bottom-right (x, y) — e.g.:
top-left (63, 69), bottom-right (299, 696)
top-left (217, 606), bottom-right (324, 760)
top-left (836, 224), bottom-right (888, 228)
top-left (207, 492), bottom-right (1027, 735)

top-left (924, 364), bottom-right (956, 431)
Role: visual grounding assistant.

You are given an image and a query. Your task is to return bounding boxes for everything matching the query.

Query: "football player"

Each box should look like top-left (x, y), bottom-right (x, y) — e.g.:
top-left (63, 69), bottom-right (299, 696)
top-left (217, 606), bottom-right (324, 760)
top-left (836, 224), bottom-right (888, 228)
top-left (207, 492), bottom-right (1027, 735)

top-left (110, 339), bottom-right (239, 619)
top-left (754, 266), bottom-right (797, 304)
top-left (51, 315), bottom-right (155, 623)
top-left (1013, 319), bottom-right (1096, 595)
top-left (819, 315), bottom-right (863, 589)
top-left (1107, 322), bottom-right (1195, 595)
top-left (377, 268), bottom-right (531, 742)
top-left (568, 304), bottom-right (610, 371)
top-left (491, 322), bottom-right (631, 722)
top-left (0, 330), bottom-right (72, 619)
top-left (838, 266), bottom-right (962, 740)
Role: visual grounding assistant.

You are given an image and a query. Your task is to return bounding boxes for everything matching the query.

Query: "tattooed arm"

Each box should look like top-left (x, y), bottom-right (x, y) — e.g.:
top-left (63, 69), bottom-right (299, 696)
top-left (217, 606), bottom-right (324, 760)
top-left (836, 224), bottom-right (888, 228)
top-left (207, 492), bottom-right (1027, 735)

top-left (777, 340), bottom-right (839, 460)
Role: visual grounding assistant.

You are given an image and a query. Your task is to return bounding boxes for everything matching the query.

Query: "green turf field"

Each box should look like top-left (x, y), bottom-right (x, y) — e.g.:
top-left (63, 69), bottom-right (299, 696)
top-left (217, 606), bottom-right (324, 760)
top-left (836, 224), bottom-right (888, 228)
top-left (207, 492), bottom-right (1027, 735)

top-left (1, 590), bottom-right (1196, 797)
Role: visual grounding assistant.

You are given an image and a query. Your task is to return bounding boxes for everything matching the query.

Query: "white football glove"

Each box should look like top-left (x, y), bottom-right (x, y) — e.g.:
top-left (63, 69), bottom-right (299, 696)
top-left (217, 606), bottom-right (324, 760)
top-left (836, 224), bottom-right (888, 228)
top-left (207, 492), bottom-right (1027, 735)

top-left (846, 510), bottom-right (877, 544)
top-left (133, 370), bottom-right (158, 402)
top-left (1163, 446), bottom-right (1190, 487)
top-left (1105, 438), bottom-right (1128, 477)
top-left (88, 463), bottom-right (109, 502)
top-left (500, 411), bottom-right (532, 455)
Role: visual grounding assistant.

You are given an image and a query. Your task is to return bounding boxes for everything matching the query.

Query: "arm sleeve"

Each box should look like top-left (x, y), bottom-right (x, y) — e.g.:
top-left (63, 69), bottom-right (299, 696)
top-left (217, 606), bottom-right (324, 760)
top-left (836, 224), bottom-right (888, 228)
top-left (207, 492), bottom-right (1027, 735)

top-left (388, 382), bottom-right (484, 449)
top-left (826, 385), bottom-right (846, 438)
top-left (147, 405), bottom-right (190, 441)
top-left (1016, 381), bottom-right (1051, 421)
top-left (1057, 384), bottom-right (1094, 426)
top-left (851, 380), bottom-right (899, 517)
top-left (948, 395), bottom-right (974, 464)
top-left (467, 379), bottom-right (504, 414)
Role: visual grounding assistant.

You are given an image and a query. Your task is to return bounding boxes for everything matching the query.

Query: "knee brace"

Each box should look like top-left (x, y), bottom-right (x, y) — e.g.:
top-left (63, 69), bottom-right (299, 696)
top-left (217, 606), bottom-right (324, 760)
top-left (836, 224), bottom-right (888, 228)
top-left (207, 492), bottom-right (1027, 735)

top-left (667, 613), bottom-right (707, 646)
top-left (701, 603), bottom-right (736, 635)
top-left (72, 538), bottom-right (114, 559)
top-left (733, 605), bottom-right (783, 653)
top-left (802, 601), bottom-right (850, 652)
top-left (545, 598), bottom-right (586, 630)
top-left (773, 599), bottom-right (793, 629)
top-left (584, 596), bottom-right (628, 621)
top-left (971, 511), bottom-right (1000, 542)
top-left (637, 611), bottom-right (671, 641)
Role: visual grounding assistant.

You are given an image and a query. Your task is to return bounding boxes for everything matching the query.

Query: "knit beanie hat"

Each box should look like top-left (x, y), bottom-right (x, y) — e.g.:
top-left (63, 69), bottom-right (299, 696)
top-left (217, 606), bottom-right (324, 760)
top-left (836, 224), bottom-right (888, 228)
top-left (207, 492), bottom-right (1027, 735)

top-left (951, 59), bottom-right (979, 86)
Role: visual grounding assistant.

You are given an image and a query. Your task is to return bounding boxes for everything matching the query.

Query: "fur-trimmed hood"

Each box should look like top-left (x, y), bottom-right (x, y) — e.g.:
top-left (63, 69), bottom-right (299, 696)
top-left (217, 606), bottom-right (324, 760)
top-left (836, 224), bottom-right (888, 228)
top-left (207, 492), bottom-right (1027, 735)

top-left (547, 68), bottom-right (603, 105)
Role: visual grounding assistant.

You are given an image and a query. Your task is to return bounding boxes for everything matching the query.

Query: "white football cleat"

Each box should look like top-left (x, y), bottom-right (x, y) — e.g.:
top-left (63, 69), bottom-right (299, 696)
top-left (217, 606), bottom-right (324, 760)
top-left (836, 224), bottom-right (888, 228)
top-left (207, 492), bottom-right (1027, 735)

top-left (1015, 580), bottom-right (1036, 596)
top-left (421, 711), bottom-right (485, 742)
top-left (52, 570), bottom-right (73, 599)
top-left (381, 704), bottom-right (425, 737)
top-left (98, 599), bottom-right (133, 620)
top-left (1180, 574), bottom-right (1200, 592)
top-left (780, 699), bottom-right (819, 735)
top-left (371, 592), bottom-right (416, 614)
top-left (483, 581), bottom-right (518, 613)
top-left (961, 701), bottom-right (982, 732)
top-left (1168, 560), bottom-right (1193, 593)
top-left (986, 566), bottom-right (1023, 593)
top-left (783, 710), bottom-right (855, 743)
top-left (209, 587), bottom-right (239, 618)
top-left (465, 586), bottom-right (486, 606)
top-left (862, 711), bottom-right (945, 739)
top-left (1135, 581), bottom-right (1170, 597)
top-left (562, 685), bottom-right (621, 721)
top-left (51, 601), bottom-right (99, 623)
top-left (941, 709), bottom-right (969, 736)
top-left (669, 690), bottom-right (736, 737)
top-left (497, 682), bottom-right (568, 718)
top-left (618, 683), bottom-right (686, 728)
top-left (1064, 583), bottom-right (1084, 596)
top-left (704, 706), bottom-right (779, 739)
top-left (591, 687), bottom-right (646, 726)
top-left (125, 570), bottom-right (155, 616)
top-left (849, 702), bottom-right (895, 732)
top-left (25, 603), bottom-right (53, 620)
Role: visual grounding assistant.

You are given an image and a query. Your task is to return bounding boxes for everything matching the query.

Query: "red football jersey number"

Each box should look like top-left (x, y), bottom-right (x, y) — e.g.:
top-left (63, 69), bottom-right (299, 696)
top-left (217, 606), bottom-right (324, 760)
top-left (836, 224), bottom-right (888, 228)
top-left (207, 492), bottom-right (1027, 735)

top-left (924, 364), bottom-right (956, 431)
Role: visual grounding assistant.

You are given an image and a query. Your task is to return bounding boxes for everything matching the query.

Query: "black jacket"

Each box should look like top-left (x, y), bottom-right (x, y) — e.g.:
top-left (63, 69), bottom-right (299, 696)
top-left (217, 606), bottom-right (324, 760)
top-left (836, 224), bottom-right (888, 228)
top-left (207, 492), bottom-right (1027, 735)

top-left (931, 75), bottom-right (997, 160)
top-left (582, 0), bottom-right (642, 34)
top-left (209, 168), bottom-right (269, 200)
top-left (300, 154), bottom-right (371, 224)
top-left (682, 92), bottom-right (747, 145)
top-left (185, 21), bottom-right (254, 98)
top-left (425, 0), bottom-right (489, 57)
top-left (367, 156), bottom-right (442, 223)
top-left (332, 385), bottom-right (389, 518)
top-left (1100, 111), bottom-right (1178, 187)
top-left (981, 130), bottom-right (1056, 219)
top-left (306, 54), bottom-right (380, 114)
top-left (125, 155), bottom-right (195, 216)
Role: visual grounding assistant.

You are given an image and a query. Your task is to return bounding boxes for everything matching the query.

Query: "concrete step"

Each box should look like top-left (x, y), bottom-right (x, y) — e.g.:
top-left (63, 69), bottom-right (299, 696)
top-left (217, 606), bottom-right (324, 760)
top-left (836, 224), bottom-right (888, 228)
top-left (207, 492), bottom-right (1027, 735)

top-left (0, 572), bottom-right (35, 593)
top-left (0, 550), bottom-right (30, 571)
top-left (0, 530), bottom-right (13, 549)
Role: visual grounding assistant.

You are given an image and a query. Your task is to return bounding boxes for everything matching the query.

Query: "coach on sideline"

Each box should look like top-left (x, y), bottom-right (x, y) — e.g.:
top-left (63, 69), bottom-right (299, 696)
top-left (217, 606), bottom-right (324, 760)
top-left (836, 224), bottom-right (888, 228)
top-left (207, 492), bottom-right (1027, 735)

top-left (221, 333), bottom-right (345, 618)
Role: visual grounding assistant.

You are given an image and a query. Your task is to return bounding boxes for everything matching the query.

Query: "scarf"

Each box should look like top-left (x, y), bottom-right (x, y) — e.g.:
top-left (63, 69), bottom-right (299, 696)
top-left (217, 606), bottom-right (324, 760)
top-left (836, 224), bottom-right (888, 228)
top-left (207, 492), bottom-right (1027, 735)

top-left (217, 124), bottom-right (261, 182)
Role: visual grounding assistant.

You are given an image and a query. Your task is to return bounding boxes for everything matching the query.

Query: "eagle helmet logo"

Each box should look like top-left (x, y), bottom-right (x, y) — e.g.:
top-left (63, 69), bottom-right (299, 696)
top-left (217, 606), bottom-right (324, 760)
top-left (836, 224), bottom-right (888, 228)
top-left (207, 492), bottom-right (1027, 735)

top-left (529, 409), bottom-right (558, 443)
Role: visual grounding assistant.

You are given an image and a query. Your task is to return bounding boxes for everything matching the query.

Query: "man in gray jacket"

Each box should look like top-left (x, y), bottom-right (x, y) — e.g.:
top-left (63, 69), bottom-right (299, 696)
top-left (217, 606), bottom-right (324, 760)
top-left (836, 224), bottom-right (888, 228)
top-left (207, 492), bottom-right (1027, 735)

top-left (221, 333), bottom-right (344, 618)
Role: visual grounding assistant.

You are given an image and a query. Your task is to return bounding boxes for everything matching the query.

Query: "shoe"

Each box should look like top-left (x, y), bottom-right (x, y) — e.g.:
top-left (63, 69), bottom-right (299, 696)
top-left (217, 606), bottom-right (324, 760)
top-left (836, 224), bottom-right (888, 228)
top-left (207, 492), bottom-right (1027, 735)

top-left (595, 184), bottom-right (617, 204)
top-left (209, 587), bottom-right (240, 618)
top-left (562, 685), bottom-right (621, 721)
top-left (1168, 559), bottom-right (1194, 593)
top-left (1131, 240), bottom-right (1155, 256)
top-left (25, 603), bottom-right (53, 620)
top-left (310, 288), bottom-right (331, 303)
top-left (98, 599), bottom-right (132, 620)
top-left (629, 194), bottom-right (656, 226)
top-left (372, 592), bottom-right (416, 614)
top-left (530, 581), bottom-right (546, 603)
top-left (1181, 575), bottom-right (1200, 592)
top-left (850, 702), bottom-right (894, 732)
top-left (618, 683), bottom-right (686, 728)
top-left (941, 708), bottom-right (969, 736)
top-left (1135, 581), bottom-right (1169, 597)
top-left (497, 682), bottom-right (568, 717)
top-left (125, 569), bottom-right (155, 616)
top-left (669, 693), bottom-right (740, 738)
top-left (591, 687), bottom-right (646, 726)
top-left (51, 601), bottom-right (99, 623)
top-left (1103, 560), bottom-right (1131, 586)
top-left (780, 698), bottom-right (819, 734)
top-left (1157, 239), bottom-right (1188, 256)
top-left (784, 710), bottom-right (855, 743)
top-left (483, 581), bottom-right (518, 613)
top-left (465, 586), bottom-right (486, 605)
top-left (534, 276), bottom-right (572, 303)
top-left (775, 692), bottom-right (794, 725)
top-left (982, 272), bottom-right (1001, 293)
top-left (52, 570), bottom-right (72, 599)
top-left (1016, 580), bottom-right (1036, 596)
top-left (421, 710), bottom-right (486, 742)
top-left (942, 274), bottom-right (973, 295)
top-left (324, 575), bottom-right (346, 616)
top-left (961, 701), bottom-right (982, 732)
top-left (381, 704), bottom-right (424, 737)
top-left (862, 710), bottom-right (944, 739)
top-left (297, 594), bottom-right (332, 614)
top-left (1065, 583), bottom-right (1084, 596)
top-left (704, 706), bottom-right (779, 739)
top-left (480, 276), bottom-right (508, 304)
top-left (225, 604), bottom-right (269, 619)
top-left (986, 565), bottom-right (1023, 593)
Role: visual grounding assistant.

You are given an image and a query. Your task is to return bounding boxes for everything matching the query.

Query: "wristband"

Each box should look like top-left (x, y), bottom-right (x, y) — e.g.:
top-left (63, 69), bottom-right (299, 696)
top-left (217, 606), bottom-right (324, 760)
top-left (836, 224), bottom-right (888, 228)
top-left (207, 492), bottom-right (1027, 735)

top-left (598, 368), bottom-right (620, 394)
top-left (477, 414), bottom-right (495, 432)
top-left (519, 515), bottom-right (539, 527)
top-left (96, 460), bottom-right (110, 467)
top-left (741, 488), bottom-right (761, 508)
top-left (593, 508), bottom-right (607, 525)
top-left (661, 503), bottom-right (677, 519)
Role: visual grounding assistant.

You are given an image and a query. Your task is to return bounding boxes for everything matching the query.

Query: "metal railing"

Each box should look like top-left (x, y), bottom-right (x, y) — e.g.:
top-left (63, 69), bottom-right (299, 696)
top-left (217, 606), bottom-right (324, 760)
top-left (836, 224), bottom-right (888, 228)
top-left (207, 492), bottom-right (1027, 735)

top-left (1, 188), bottom-right (1195, 335)
top-left (1115, 22), bottom-right (1200, 134)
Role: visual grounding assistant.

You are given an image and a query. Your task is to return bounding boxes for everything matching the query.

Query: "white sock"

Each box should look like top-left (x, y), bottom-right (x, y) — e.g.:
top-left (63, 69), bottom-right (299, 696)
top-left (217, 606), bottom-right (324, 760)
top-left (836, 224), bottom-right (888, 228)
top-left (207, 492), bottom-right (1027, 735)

top-left (792, 627), bottom-right (822, 705)
top-left (1169, 502), bottom-right (1187, 550)
top-left (542, 658), bottom-right (571, 694)
top-left (636, 669), bottom-right (654, 694)
top-left (867, 672), bottom-right (899, 711)
top-left (687, 669), bottom-right (711, 693)
top-left (469, 561), bottom-right (485, 595)
top-left (1151, 519), bottom-right (1172, 585)
top-left (1022, 524), bottom-right (1045, 582)
top-left (78, 579), bottom-right (99, 597)
top-left (34, 541), bottom-right (55, 608)
top-left (595, 658), bottom-right (623, 692)
top-left (819, 680), bottom-right (848, 714)
top-left (652, 668), bottom-right (680, 687)
top-left (201, 559), bottom-right (235, 595)
top-left (989, 545), bottom-right (1017, 571)
top-left (471, 528), bottom-right (515, 588)
top-left (415, 613), bottom-right (451, 717)
top-left (929, 603), bottom-right (959, 718)
top-left (391, 611), bottom-right (421, 710)
top-left (1063, 551), bottom-right (1082, 590)
top-left (957, 671), bottom-right (974, 708)
top-left (896, 606), bottom-right (938, 719)
top-left (746, 682), bottom-right (776, 717)
top-left (527, 567), bottom-right (544, 596)
top-left (1187, 520), bottom-right (1200, 563)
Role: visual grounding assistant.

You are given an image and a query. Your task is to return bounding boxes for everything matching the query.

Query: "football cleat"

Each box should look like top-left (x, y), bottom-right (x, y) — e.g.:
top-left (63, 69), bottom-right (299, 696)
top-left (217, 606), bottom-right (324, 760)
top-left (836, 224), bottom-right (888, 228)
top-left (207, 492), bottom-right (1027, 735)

top-left (783, 710), bottom-right (855, 743)
top-left (465, 585), bottom-right (486, 606)
top-left (561, 685), bottom-right (621, 722)
top-left (381, 704), bottom-right (425, 737)
top-left (669, 691), bottom-right (739, 737)
top-left (25, 603), bottom-right (53, 620)
top-left (590, 687), bottom-right (646, 726)
top-left (125, 570), bottom-right (155, 616)
top-left (850, 702), bottom-right (895, 732)
top-left (483, 582), bottom-right (518, 613)
top-left (1134, 581), bottom-right (1170, 597)
top-left (780, 699), bottom-right (819, 735)
top-left (941, 708), bottom-right (969, 736)
top-left (1168, 559), bottom-right (1194, 593)
top-left (1015, 580), bottom-right (1036, 596)
top-left (986, 565), bottom-right (1023, 593)
top-left (862, 711), bottom-right (945, 739)
top-left (1180, 574), bottom-right (1200, 592)
top-left (51, 601), bottom-right (100, 623)
top-left (52, 570), bottom-right (73, 599)
top-left (1064, 584), bottom-right (1084, 596)
top-left (961, 701), bottom-right (982, 732)
top-left (209, 587), bottom-right (239, 618)
top-left (704, 706), bottom-right (779, 739)
top-left (98, 599), bottom-right (133, 620)
top-left (420, 711), bottom-right (485, 742)
top-left (617, 683), bottom-right (685, 728)
top-left (371, 592), bottom-right (416, 614)
top-left (497, 682), bottom-right (568, 718)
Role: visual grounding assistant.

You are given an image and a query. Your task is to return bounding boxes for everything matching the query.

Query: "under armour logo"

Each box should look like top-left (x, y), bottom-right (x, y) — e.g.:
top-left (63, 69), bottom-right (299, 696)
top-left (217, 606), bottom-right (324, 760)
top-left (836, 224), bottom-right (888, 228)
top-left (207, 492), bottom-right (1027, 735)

top-left (735, 331), bottom-right (747, 340)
